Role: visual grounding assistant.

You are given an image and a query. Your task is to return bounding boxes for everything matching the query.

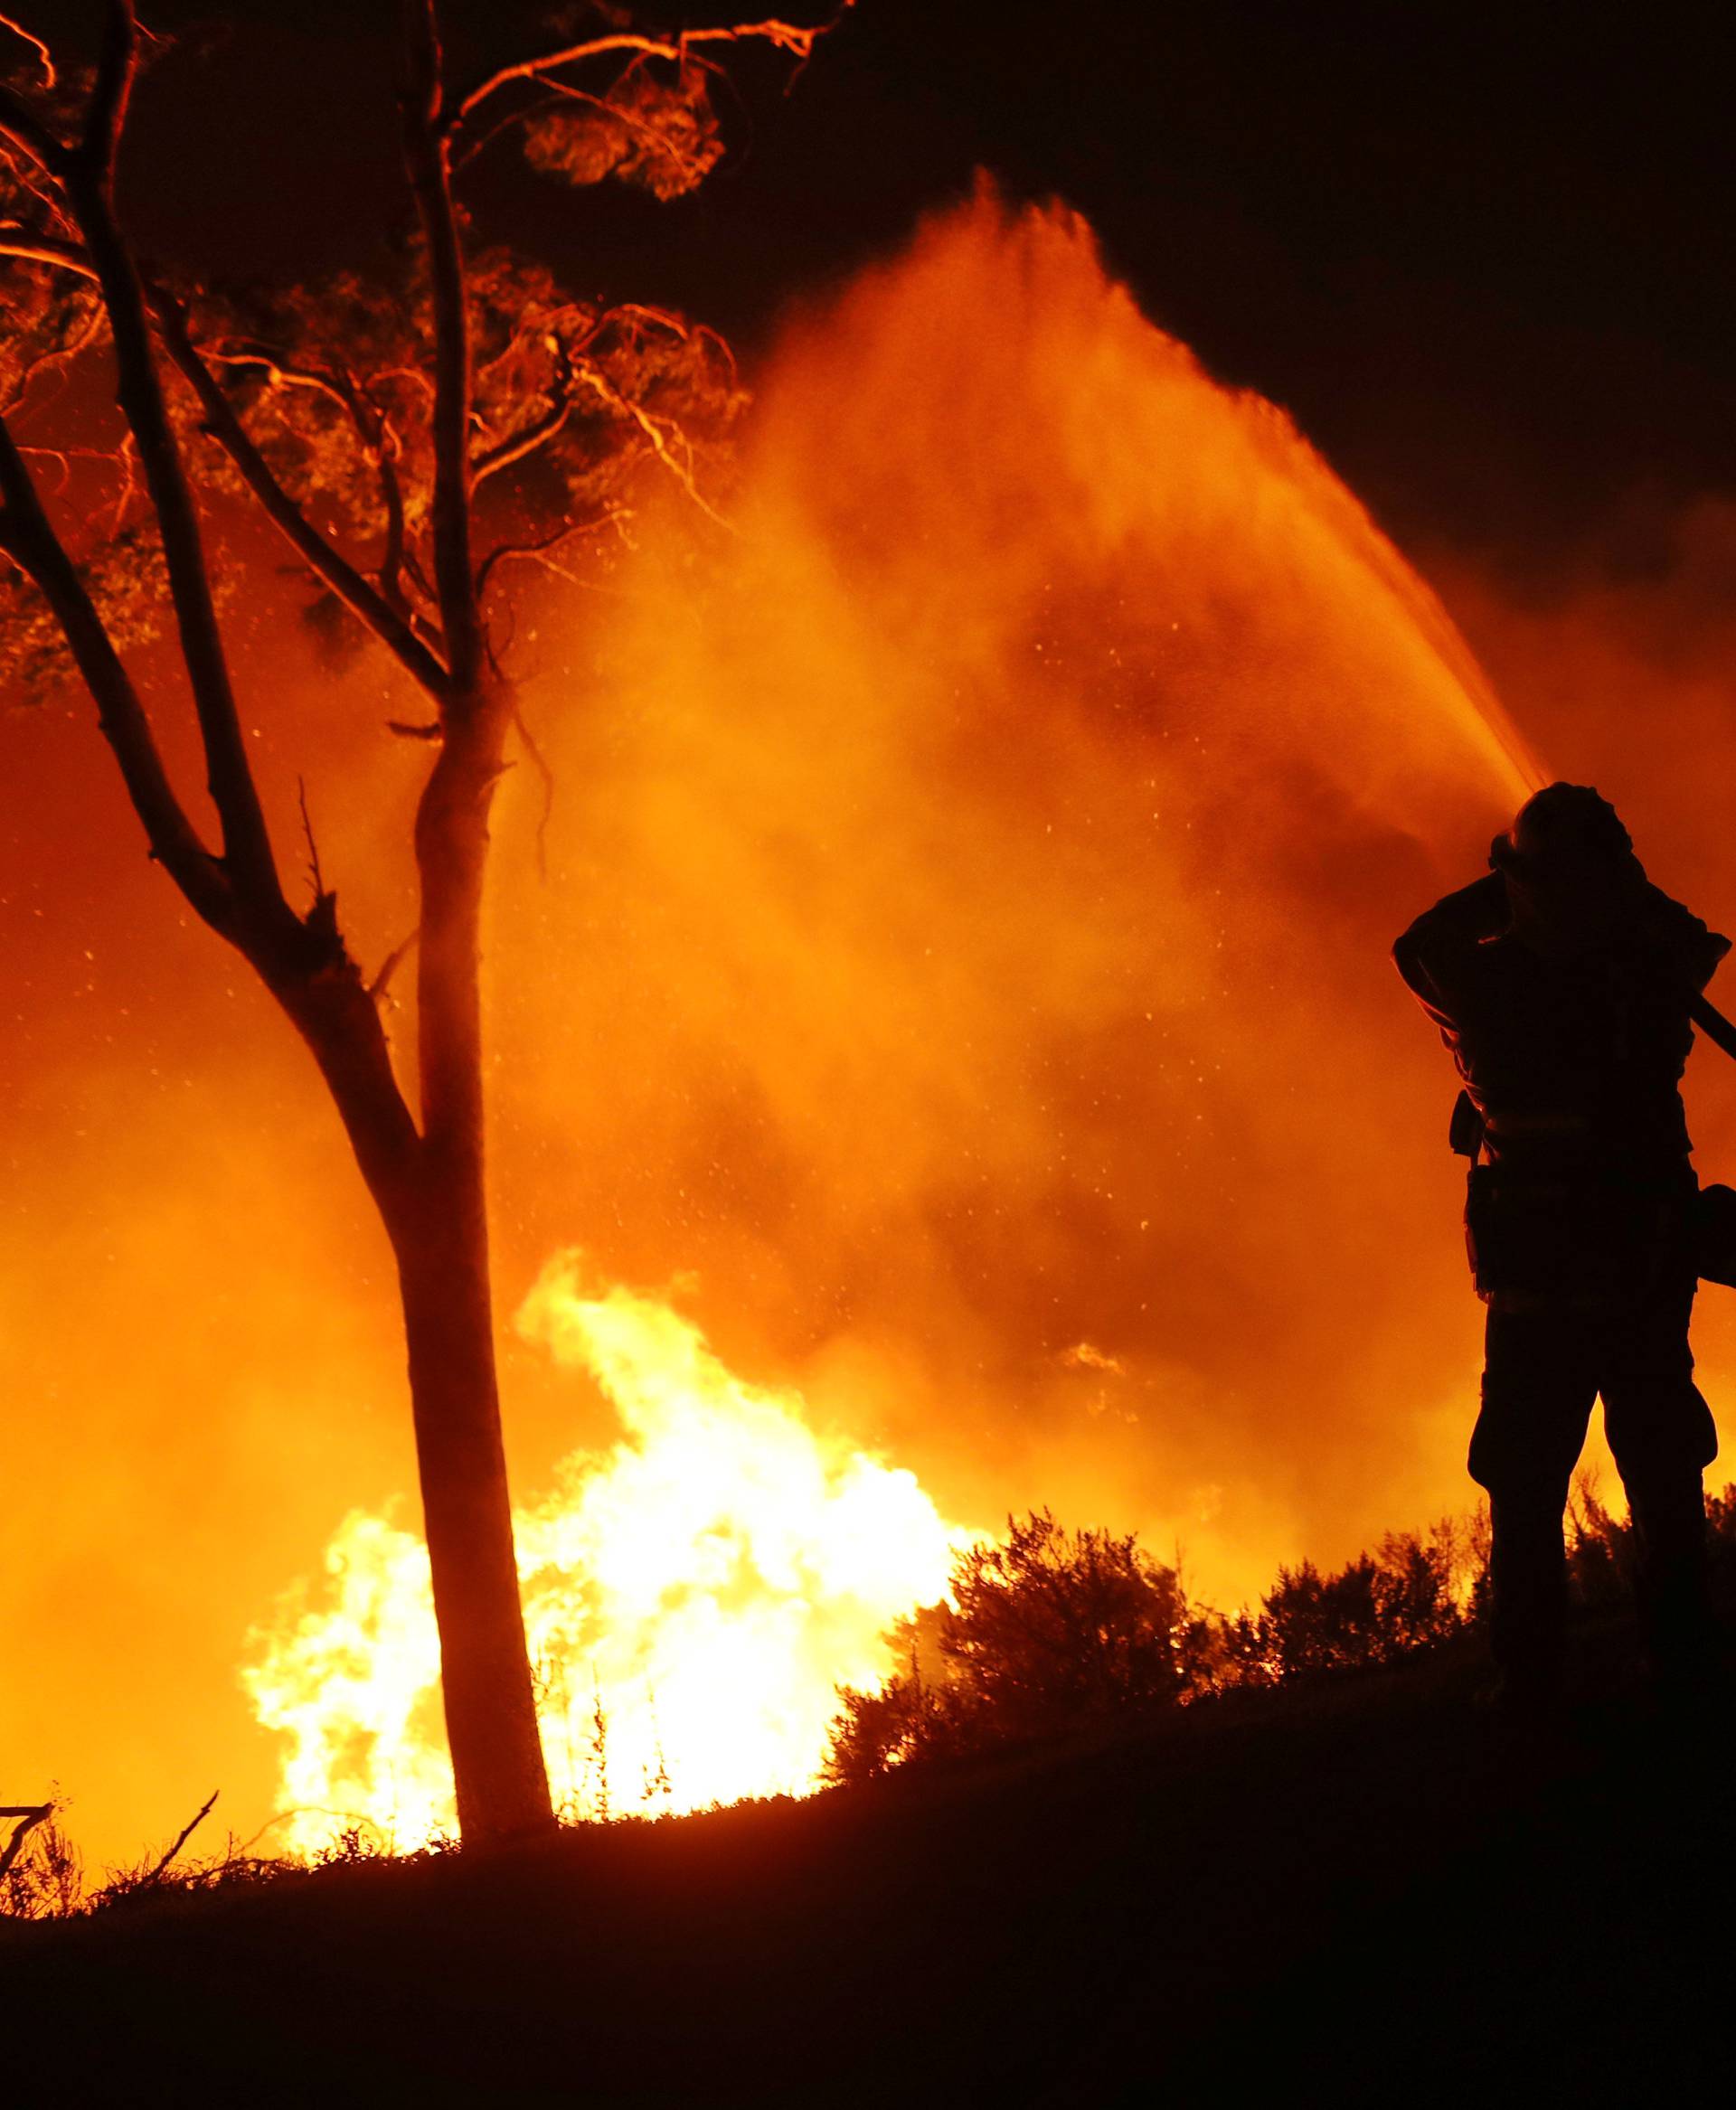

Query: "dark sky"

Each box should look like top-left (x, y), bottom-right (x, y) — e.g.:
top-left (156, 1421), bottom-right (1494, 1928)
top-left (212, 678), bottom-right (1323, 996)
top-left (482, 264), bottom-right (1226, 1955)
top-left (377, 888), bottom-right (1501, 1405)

top-left (87, 0), bottom-right (1736, 578)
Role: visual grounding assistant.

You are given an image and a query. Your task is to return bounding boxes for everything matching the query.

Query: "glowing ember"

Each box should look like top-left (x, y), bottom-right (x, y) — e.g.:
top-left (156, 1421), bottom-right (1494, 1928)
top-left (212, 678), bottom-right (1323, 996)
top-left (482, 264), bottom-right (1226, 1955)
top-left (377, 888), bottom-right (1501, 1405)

top-left (243, 1256), bottom-right (969, 1851)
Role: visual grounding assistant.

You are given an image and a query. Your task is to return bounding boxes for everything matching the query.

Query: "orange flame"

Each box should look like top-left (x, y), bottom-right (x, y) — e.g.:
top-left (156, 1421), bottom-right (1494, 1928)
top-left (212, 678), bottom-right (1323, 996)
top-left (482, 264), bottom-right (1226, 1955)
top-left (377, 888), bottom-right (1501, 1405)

top-left (243, 1258), bottom-right (969, 1850)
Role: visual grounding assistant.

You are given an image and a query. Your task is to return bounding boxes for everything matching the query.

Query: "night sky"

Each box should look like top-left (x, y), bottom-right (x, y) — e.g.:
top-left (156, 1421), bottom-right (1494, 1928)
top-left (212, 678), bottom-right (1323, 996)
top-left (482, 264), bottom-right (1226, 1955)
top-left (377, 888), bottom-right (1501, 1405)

top-left (106, 0), bottom-right (1736, 583)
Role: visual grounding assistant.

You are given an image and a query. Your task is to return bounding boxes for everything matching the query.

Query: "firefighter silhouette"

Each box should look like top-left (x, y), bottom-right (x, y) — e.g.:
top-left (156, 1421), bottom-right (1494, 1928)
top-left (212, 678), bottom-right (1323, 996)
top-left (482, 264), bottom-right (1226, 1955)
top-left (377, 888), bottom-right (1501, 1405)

top-left (1396, 783), bottom-right (1726, 1707)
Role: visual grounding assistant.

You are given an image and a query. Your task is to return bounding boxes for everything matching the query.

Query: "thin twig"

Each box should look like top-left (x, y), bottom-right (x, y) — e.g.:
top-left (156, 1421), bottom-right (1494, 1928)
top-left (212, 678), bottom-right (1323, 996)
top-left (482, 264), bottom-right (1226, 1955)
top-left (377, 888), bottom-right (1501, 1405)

top-left (449, 9), bottom-right (852, 137)
top-left (472, 334), bottom-right (576, 485)
top-left (143, 1789), bottom-right (219, 1885)
top-left (1, 288), bottom-right (104, 419)
top-left (513, 700), bottom-right (556, 881)
top-left (368, 926), bottom-right (420, 1003)
top-left (475, 506), bottom-right (627, 605)
top-left (574, 359), bottom-right (733, 531)
top-left (297, 776), bottom-right (326, 903)
top-left (0, 11), bottom-right (56, 89)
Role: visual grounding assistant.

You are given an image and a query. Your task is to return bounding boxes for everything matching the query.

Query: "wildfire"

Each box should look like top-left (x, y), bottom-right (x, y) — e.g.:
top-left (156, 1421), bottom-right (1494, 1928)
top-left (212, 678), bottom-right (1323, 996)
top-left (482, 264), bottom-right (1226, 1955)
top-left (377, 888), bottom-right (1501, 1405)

top-left (8, 190), bottom-right (1585, 1870)
top-left (243, 1257), bottom-right (969, 1851)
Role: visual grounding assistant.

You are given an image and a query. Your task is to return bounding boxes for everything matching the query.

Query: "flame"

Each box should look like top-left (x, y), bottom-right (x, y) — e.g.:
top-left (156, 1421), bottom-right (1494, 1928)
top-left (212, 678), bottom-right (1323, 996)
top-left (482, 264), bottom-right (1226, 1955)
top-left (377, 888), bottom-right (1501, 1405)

top-left (243, 1257), bottom-right (968, 1851)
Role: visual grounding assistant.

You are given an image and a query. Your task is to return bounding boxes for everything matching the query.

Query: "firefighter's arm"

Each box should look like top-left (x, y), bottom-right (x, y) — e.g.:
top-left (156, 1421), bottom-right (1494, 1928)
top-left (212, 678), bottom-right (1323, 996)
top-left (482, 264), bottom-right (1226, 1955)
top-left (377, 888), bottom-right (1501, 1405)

top-left (1636, 881), bottom-right (1731, 993)
top-left (1393, 871), bottom-right (1509, 1028)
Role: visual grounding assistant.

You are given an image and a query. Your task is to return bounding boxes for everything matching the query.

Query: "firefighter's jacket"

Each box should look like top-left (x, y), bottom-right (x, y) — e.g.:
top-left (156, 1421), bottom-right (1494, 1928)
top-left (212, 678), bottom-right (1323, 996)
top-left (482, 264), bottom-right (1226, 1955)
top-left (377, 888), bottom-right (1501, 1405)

top-left (1395, 871), bottom-right (1730, 1296)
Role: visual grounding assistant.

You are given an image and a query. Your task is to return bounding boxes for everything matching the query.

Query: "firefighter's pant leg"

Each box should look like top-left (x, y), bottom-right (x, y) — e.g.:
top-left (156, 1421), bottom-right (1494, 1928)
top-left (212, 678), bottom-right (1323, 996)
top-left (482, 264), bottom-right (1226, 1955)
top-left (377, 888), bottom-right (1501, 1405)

top-left (1471, 1303), bottom-right (1599, 1686)
top-left (1600, 1280), bottom-right (1719, 1677)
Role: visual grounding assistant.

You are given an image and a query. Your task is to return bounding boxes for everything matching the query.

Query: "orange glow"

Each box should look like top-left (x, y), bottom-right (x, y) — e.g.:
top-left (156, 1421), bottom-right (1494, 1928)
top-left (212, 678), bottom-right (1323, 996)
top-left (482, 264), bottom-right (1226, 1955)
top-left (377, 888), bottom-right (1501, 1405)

top-left (16, 189), bottom-right (1720, 1869)
top-left (244, 1259), bottom-right (967, 1847)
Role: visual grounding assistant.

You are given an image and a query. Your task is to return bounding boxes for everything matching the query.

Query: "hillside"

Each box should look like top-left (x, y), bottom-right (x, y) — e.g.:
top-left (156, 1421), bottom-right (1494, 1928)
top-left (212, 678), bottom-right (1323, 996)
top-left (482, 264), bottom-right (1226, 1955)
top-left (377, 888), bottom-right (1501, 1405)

top-left (4, 1625), bottom-right (1730, 2106)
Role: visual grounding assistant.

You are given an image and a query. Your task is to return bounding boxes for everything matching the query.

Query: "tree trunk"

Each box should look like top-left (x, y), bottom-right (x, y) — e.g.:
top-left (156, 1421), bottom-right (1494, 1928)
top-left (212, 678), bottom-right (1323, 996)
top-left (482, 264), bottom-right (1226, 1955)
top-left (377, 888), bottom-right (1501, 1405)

top-left (392, 1173), bottom-right (551, 1842)
top-left (387, 696), bottom-right (553, 1843)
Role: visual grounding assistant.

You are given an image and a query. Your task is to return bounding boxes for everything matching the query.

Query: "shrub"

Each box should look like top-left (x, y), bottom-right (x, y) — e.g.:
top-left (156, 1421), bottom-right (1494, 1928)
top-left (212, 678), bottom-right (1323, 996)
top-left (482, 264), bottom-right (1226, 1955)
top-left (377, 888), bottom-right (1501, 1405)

top-left (827, 1512), bottom-right (1211, 1784)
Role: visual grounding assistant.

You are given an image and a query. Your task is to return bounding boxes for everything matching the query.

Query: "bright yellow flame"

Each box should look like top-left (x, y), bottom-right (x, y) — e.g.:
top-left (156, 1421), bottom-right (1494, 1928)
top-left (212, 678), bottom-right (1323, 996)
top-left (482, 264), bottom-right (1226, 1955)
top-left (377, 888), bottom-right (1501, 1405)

top-left (242, 1256), bottom-right (968, 1851)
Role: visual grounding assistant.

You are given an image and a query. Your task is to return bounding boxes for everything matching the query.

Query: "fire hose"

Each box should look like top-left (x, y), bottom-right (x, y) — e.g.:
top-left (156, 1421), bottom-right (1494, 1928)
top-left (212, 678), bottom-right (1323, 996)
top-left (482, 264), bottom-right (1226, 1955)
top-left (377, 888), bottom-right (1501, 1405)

top-left (1674, 993), bottom-right (1736, 1285)
top-left (1690, 991), bottom-right (1736, 1065)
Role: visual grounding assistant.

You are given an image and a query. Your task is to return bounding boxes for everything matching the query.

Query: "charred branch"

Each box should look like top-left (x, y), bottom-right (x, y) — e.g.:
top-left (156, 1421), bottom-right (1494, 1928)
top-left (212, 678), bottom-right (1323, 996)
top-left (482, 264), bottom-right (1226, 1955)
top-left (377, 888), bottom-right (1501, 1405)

top-left (0, 414), bottom-right (231, 927)
top-left (53, 3), bottom-right (280, 905)
top-left (369, 925), bottom-right (420, 1003)
top-left (297, 775), bottom-right (328, 908)
top-left (0, 1804), bottom-right (53, 1880)
top-left (195, 341), bottom-right (425, 632)
top-left (141, 1789), bottom-right (218, 1885)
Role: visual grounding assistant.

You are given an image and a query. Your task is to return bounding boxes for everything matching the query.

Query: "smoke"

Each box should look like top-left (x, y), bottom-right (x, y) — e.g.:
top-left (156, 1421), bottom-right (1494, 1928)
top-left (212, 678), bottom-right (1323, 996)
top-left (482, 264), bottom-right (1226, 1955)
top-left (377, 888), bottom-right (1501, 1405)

top-left (490, 190), bottom-right (1532, 1589)
top-left (7, 189), bottom-right (1729, 1862)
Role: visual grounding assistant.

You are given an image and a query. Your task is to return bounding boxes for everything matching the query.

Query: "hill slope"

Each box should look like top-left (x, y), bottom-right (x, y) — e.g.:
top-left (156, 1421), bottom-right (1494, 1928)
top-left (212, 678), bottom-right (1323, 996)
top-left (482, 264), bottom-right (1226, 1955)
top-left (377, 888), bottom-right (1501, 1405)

top-left (4, 1628), bottom-right (1730, 2105)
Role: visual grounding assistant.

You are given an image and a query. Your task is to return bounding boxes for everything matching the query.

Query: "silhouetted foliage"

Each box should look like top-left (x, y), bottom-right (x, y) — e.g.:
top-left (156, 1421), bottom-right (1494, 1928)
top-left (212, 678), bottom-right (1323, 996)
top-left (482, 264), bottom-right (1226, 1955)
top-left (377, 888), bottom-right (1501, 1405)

top-left (829, 1484), bottom-right (1736, 1785)
top-left (827, 1512), bottom-right (1213, 1783)
top-left (1566, 1477), bottom-right (1635, 1610)
top-left (1222, 1520), bottom-right (1475, 1684)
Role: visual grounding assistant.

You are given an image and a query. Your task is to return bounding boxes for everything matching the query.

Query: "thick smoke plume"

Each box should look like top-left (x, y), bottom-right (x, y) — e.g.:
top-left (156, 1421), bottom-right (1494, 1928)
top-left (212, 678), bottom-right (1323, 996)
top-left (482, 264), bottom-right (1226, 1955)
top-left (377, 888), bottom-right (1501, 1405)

top-left (490, 190), bottom-right (1533, 1588)
top-left (14, 192), bottom-right (1728, 1861)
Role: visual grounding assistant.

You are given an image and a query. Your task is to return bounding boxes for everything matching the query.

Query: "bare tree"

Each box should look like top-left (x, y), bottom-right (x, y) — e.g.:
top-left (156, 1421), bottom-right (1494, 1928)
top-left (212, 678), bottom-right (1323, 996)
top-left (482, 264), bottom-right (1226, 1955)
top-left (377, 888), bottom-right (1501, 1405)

top-left (0, 0), bottom-right (841, 1845)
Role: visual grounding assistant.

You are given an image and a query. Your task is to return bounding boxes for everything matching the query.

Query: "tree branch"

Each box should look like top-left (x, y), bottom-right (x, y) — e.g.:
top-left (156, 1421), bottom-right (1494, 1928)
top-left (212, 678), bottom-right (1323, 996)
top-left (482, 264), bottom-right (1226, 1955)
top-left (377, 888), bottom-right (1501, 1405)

top-left (297, 775), bottom-right (327, 906)
top-left (372, 406), bottom-right (415, 621)
top-left (0, 1804), bottom-right (53, 1881)
top-left (471, 334), bottom-right (575, 485)
top-left (0, 230), bottom-right (455, 692)
top-left (2, 10), bottom-right (429, 1220)
top-left (0, 410), bottom-right (231, 929)
top-left (154, 307), bottom-right (453, 695)
top-left (400, 0), bottom-right (482, 702)
top-left (449, 10), bottom-right (851, 141)
top-left (0, 11), bottom-right (55, 90)
top-left (368, 924), bottom-right (420, 1003)
top-left (142, 1788), bottom-right (218, 1885)
top-left (3, 293), bottom-right (105, 419)
top-left (0, 78), bottom-right (69, 175)
top-left (0, 230), bottom-right (92, 275)
top-left (80, 0), bottom-right (136, 179)
top-left (475, 506), bottom-right (627, 605)
top-left (58, 2), bottom-right (280, 903)
top-left (195, 345), bottom-right (418, 619)
top-left (574, 355), bottom-right (732, 530)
